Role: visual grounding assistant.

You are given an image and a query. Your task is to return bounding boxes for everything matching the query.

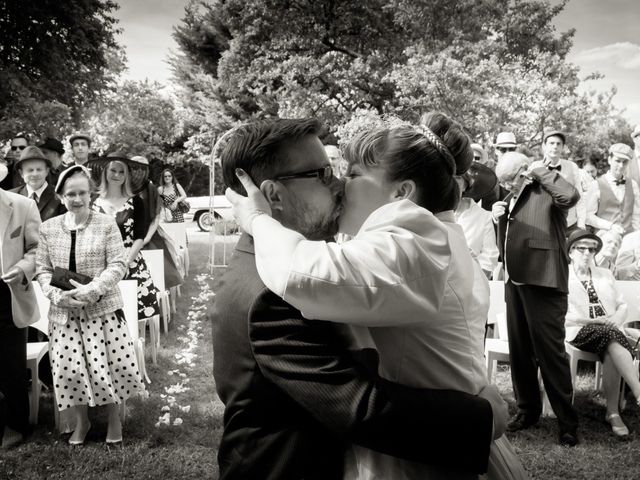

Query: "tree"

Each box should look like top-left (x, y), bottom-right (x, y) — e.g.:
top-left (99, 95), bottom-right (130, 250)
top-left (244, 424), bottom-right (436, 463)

top-left (85, 80), bottom-right (179, 158)
top-left (0, 0), bottom-right (125, 139)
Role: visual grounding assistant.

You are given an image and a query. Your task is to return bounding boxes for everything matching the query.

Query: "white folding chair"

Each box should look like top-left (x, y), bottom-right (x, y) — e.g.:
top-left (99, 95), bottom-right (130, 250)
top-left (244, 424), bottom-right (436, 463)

top-left (27, 283), bottom-right (50, 425)
top-left (118, 280), bottom-right (149, 383)
top-left (161, 222), bottom-right (189, 278)
top-left (141, 249), bottom-right (171, 334)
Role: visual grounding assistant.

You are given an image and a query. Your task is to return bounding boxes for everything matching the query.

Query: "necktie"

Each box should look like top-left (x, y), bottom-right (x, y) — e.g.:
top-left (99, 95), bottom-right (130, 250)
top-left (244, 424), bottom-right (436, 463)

top-left (615, 178), bottom-right (626, 186)
top-left (547, 164), bottom-right (561, 172)
top-left (31, 192), bottom-right (38, 203)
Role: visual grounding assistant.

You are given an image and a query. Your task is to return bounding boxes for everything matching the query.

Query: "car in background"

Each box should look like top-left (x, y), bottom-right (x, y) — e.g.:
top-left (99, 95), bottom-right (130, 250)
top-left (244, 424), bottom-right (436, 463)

top-left (184, 195), bottom-right (234, 232)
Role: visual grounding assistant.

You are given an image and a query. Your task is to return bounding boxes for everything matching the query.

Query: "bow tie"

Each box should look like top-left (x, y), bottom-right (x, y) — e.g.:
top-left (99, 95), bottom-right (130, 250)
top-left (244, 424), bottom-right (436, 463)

top-left (547, 164), bottom-right (561, 172)
top-left (615, 178), bottom-right (626, 186)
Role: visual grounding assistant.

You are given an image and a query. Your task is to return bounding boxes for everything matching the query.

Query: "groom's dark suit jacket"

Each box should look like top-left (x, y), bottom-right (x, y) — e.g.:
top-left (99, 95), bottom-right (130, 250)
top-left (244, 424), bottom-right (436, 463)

top-left (10, 183), bottom-right (65, 222)
top-left (212, 234), bottom-right (493, 480)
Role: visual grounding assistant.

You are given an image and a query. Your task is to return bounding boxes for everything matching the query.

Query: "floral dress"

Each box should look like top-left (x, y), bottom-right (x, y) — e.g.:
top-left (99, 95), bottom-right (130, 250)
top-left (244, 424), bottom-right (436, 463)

top-left (94, 196), bottom-right (160, 322)
top-left (160, 185), bottom-right (184, 223)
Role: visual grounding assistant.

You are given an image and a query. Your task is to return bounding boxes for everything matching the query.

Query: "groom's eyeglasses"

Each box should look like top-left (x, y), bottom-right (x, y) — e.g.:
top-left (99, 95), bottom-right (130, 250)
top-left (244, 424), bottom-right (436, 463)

top-left (274, 165), bottom-right (334, 185)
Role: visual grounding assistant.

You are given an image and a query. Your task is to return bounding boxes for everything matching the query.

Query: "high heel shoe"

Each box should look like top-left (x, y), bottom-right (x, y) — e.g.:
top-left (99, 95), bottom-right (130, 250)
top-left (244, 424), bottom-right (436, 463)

top-left (68, 422), bottom-right (91, 445)
top-left (605, 413), bottom-right (629, 437)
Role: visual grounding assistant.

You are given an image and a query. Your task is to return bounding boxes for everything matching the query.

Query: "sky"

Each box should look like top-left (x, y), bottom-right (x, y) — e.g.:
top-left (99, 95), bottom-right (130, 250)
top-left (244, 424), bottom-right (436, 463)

top-left (115, 0), bottom-right (640, 125)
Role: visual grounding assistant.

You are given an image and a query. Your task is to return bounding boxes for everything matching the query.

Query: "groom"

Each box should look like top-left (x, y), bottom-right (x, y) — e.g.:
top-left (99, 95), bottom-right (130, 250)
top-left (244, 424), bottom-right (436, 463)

top-left (212, 119), bottom-right (504, 480)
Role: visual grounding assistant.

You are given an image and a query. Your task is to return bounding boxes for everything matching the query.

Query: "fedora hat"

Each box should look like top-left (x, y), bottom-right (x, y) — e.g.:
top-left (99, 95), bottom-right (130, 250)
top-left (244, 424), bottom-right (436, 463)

top-left (14, 146), bottom-right (52, 171)
top-left (495, 132), bottom-right (517, 148)
top-left (461, 161), bottom-right (498, 201)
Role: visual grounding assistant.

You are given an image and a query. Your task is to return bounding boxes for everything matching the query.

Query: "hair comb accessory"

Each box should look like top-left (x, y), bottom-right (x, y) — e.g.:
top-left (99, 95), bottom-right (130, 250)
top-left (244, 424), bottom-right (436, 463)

top-left (415, 124), bottom-right (456, 174)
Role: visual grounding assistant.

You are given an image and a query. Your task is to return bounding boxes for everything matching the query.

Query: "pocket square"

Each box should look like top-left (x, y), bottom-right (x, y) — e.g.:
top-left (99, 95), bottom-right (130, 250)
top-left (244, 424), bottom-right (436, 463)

top-left (10, 226), bottom-right (21, 238)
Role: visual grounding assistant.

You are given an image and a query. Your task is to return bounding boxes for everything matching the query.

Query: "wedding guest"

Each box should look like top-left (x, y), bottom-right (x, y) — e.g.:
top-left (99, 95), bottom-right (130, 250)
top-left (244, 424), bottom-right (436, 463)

top-left (65, 133), bottom-right (92, 167)
top-left (93, 155), bottom-right (161, 348)
top-left (595, 229), bottom-right (622, 272)
top-left (36, 165), bottom-right (144, 444)
top-left (158, 168), bottom-right (187, 223)
top-left (37, 137), bottom-right (66, 184)
top-left (565, 229), bottom-right (640, 437)
top-left (614, 231), bottom-right (640, 280)
top-left (0, 162), bottom-right (40, 449)
top-left (11, 146), bottom-right (65, 222)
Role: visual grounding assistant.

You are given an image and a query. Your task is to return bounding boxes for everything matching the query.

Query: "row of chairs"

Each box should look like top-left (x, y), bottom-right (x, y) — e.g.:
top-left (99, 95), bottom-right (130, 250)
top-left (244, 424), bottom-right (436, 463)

top-left (485, 281), bottom-right (640, 413)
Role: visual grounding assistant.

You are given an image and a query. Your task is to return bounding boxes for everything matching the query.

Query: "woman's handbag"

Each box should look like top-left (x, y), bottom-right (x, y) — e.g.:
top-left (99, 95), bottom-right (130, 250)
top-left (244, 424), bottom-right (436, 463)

top-left (178, 200), bottom-right (190, 214)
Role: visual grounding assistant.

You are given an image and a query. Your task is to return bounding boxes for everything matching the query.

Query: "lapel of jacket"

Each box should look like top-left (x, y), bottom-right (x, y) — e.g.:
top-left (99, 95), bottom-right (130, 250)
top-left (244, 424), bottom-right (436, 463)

top-left (38, 185), bottom-right (55, 213)
top-left (0, 190), bottom-right (14, 269)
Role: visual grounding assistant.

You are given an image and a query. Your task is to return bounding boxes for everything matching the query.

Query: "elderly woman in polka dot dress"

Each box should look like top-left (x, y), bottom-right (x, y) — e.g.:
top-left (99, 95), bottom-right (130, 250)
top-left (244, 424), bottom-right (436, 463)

top-left (36, 166), bottom-right (144, 445)
top-left (565, 229), bottom-right (640, 438)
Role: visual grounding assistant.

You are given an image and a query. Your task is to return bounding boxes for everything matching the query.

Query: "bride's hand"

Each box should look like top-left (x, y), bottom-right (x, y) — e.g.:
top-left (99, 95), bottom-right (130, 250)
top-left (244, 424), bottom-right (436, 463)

top-left (225, 168), bottom-right (272, 235)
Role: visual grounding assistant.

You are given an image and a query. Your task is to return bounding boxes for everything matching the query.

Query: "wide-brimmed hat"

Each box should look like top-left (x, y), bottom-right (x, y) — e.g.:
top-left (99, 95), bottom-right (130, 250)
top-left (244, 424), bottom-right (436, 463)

top-left (495, 132), bottom-right (517, 148)
top-left (86, 152), bottom-right (149, 194)
top-left (15, 146), bottom-right (52, 170)
top-left (461, 161), bottom-right (498, 201)
top-left (69, 132), bottom-right (91, 146)
top-left (38, 137), bottom-right (65, 155)
top-left (543, 128), bottom-right (566, 144)
top-left (609, 143), bottom-right (633, 161)
top-left (566, 229), bottom-right (603, 254)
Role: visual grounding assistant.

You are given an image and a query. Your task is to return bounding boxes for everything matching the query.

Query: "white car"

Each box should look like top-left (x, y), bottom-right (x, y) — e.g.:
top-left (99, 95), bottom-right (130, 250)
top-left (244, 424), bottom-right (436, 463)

top-left (184, 195), bottom-right (234, 232)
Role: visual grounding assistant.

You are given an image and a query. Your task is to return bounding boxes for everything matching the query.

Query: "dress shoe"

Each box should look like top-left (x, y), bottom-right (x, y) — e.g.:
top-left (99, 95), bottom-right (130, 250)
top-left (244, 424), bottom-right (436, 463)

top-left (606, 413), bottom-right (629, 437)
top-left (559, 430), bottom-right (579, 447)
top-left (506, 413), bottom-right (539, 432)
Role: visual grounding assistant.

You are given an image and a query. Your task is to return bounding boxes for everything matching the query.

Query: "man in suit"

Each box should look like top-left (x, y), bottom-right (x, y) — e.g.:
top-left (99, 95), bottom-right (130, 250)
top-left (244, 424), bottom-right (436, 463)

top-left (65, 132), bottom-right (92, 167)
top-left (212, 119), bottom-right (503, 480)
top-left (1, 134), bottom-right (29, 190)
top-left (0, 162), bottom-right (41, 448)
top-left (11, 146), bottom-right (65, 222)
top-left (492, 151), bottom-right (580, 446)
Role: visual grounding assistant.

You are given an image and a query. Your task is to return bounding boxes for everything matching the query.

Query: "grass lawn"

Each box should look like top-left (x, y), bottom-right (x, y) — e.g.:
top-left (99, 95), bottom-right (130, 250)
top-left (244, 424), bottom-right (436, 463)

top-left (3, 230), bottom-right (639, 479)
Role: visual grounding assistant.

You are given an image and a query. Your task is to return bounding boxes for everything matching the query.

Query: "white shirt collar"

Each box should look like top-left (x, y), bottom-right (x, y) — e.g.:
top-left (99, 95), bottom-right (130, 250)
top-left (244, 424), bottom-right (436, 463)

top-left (605, 171), bottom-right (624, 184)
top-left (26, 181), bottom-right (48, 199)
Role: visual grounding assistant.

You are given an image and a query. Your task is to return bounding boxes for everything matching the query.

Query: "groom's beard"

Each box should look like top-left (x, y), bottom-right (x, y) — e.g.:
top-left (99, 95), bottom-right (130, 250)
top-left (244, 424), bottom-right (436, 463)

top-left (287, 192), bottom-right (344, 241)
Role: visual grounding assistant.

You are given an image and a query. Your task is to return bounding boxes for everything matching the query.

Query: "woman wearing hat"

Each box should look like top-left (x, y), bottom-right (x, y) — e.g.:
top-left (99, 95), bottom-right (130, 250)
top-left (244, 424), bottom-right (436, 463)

top-left (36, 165), bottom-right (144, 444)
top-left (565, 229), bottom-right (640, 436)
top-left (92, 155), bottom-right (161, 349)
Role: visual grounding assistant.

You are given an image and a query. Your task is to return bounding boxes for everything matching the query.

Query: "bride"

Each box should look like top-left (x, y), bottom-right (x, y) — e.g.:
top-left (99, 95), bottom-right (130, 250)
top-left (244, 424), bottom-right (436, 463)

top-left (227, 112), bottom-right (527, 480)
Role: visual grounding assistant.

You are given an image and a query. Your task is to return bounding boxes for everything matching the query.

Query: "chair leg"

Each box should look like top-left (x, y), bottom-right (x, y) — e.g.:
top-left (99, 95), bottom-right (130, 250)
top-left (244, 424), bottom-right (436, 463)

top-left (569, 355), bottom-right (579, 404)
top-left (26, 361), bottom-right (39, 425)
top-left (485, 353), bottom-right (495, 383)
top-left (595, 361), bottom-right (603, 390)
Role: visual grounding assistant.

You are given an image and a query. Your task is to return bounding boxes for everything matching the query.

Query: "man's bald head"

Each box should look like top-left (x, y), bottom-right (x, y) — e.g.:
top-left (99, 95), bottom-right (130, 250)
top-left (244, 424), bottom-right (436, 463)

top-left (496, 151), bottom-right (529, 184)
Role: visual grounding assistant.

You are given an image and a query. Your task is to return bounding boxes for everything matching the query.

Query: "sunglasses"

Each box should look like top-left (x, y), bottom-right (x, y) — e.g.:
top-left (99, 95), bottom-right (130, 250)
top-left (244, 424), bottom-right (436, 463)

top-left (573, 246), bottom-right (597, 254)
top-left (10, 145), bottom-right (27, 151)
top-left (497, 147), bottom-right (516, 153)
top-left (274, 165), bottom-right (334, 185)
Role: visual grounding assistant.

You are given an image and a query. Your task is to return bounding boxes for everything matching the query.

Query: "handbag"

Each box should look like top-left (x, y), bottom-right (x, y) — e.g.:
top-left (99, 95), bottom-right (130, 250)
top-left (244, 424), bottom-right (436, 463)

top-left (50, 267), bottom-right (93, 291)
top-left (178, 200), bottom-right (190, 214)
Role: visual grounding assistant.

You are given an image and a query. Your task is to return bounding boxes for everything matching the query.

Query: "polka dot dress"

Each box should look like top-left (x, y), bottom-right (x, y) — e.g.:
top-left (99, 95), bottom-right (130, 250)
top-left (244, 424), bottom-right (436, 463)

top-left (49, 309), bottom-right (144, 411)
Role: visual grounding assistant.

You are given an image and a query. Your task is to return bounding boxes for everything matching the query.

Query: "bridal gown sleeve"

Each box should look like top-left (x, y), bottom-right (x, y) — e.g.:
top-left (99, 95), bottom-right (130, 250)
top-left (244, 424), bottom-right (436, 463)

top-left (252, 200), bottom-right (452, 326)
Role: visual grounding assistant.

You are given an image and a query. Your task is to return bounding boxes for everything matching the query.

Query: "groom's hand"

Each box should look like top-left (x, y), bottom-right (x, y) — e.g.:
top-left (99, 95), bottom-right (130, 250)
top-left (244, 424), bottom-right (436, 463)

top-left (478, 384), bottom-right (508, 439)
top-left (225, 168), bottom-right (272, 235)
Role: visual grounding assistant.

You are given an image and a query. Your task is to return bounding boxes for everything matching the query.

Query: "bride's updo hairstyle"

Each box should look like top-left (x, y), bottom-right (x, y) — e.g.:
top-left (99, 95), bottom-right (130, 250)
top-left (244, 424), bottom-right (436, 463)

top-left (344, 112), bottom-right (473, 214)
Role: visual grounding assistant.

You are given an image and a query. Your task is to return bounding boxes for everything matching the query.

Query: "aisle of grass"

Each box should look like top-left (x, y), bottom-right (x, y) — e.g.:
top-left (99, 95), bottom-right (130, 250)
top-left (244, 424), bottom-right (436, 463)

top-left (0, 237), bottom-right (224, 480)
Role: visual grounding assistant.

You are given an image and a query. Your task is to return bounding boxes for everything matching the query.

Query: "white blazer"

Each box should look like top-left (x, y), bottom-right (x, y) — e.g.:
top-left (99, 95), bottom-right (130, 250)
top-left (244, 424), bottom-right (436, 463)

top-left (0, 189), bottom-right (41, 327)
top-left (565, 265), bottom-right (627, 342)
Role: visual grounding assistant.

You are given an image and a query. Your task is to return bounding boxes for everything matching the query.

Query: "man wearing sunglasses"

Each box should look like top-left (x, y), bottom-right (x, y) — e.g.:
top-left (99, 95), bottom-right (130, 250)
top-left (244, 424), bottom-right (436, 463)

top-left (1, 135), bottom-right (29, 190)
top-left (211, 118), bottom-right (501, 480)
top-left (494, 131), bottom-right (517, 162)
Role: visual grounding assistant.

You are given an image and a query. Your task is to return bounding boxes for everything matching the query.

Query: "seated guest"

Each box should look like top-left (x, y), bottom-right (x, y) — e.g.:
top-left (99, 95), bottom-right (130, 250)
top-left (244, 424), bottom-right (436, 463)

top-left (11, 146), bottom-right (65, 222)
top-left (595, 229), bottom-right (622, 271)
top-left (565, 229), bottom-right (640, 437)
top-left (614, 231), bottom-right (640, 280)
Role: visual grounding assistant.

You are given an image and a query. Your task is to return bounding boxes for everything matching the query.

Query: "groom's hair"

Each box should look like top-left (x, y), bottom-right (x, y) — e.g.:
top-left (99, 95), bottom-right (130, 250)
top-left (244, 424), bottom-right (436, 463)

top-left (221, 118), bottom-right (322, 195)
